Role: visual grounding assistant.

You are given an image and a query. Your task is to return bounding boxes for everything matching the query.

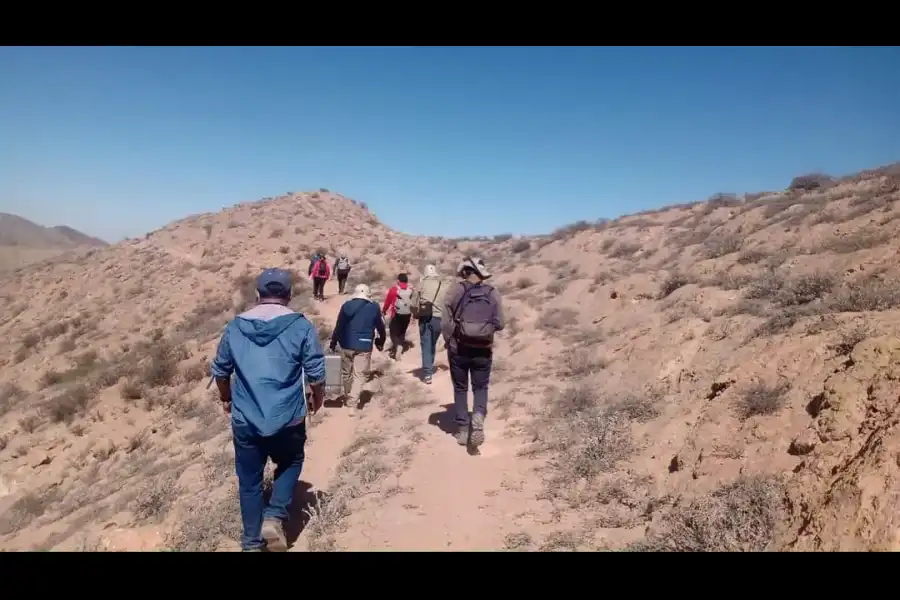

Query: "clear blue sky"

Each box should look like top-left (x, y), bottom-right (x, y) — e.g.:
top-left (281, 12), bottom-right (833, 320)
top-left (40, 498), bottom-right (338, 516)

top-left (1, 46), bottom-right (898, 242)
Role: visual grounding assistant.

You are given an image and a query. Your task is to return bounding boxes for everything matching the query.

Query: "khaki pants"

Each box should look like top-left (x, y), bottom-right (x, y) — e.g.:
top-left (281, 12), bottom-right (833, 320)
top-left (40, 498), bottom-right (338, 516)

top-left (340, 349), bottom-right (372, 403)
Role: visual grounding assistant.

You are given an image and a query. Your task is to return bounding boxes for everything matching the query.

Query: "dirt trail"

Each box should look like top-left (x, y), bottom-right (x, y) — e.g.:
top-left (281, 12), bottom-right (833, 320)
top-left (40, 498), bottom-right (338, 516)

top-left (292, 279), bottom-right (542, 550)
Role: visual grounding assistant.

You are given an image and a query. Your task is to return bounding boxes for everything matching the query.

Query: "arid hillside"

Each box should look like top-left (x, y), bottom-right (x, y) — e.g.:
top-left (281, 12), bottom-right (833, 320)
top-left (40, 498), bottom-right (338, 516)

top-left (2, 165), bottom-right (900, 552)
top-left (0, 213), bottom-right (108, 272)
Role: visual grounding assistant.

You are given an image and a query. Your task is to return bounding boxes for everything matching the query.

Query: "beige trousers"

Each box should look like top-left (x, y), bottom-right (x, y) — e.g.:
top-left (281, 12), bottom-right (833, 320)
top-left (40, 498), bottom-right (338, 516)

top-left (340, 348), bottom-right (372, 402)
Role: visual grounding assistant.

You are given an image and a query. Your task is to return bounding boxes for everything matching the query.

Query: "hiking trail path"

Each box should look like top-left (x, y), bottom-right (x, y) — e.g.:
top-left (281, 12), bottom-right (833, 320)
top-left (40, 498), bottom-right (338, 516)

top-left (287, 279), bottom-right (547, 551)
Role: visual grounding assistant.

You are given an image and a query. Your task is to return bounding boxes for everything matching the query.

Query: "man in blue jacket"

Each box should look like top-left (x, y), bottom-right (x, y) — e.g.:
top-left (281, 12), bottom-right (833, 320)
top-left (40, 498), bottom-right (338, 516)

top-left (330, 283), bottom-right (386, 410)
top-left (211, 268), bottom-right (326, 552)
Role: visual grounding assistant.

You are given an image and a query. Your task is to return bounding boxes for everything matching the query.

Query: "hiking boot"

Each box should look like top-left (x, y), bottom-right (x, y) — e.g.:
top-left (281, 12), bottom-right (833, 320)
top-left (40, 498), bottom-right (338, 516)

top-left (261, 518), bottom-right (287, 552)
top-left (455, 423), bottom-right (470, 446)
top-left (470, 413), bottom-right (485, 448)
top-left (423, 375), bottom-right (432, 385)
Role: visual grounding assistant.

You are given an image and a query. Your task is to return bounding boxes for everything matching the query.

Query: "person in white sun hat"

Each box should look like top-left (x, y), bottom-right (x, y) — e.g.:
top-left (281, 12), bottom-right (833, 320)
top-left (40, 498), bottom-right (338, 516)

top-left (440, 257), bottom-right (504, 448)
top-left (329, 283), bottom-right (386, 410)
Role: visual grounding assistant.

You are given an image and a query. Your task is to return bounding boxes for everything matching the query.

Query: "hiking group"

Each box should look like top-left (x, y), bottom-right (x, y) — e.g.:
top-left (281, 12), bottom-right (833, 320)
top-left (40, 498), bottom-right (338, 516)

top-left (307, 251), bottom-right (353, 300)
top-left (210, 256), bottom-right (504, 551)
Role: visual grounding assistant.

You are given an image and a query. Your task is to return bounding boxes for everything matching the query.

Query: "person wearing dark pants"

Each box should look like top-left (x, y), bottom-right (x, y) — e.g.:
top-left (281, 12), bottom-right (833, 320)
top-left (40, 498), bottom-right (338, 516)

top-left (382, 273), bottom-right (414, 360)
top-left (336, 270), bottom-right (350, 294)
top-left (441, 257), bottom-right (504, 448)
top-left (312, 276), bottom-right (326, 300)
top-left (310, 255), bottom-right (331, 301)
top-left (333, 253), bottom-right (352, 294)
top-left (448, 345), bottom-right (492, 442)
top-left (211, 268), bottom-right (326, 551)
top-left (232, 420), bottom-right (306, 550)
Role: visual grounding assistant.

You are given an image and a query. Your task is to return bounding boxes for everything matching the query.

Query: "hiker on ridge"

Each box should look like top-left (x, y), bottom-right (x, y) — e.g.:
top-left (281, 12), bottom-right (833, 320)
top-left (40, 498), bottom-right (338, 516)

top-left (310, 253), bottom-right (331, 301)
top-left (333, 252), bottom-right (352, 295)
top-left (441, 257), bottom-right (504, 448)
top-left (330, 283), bottom-right (386, 410)
top-left (382, 273), bottom-right (414, 360)
top-left (410, 264), bottom-right (448, 385)
top-left (210, 268), bottom-right (326, 552)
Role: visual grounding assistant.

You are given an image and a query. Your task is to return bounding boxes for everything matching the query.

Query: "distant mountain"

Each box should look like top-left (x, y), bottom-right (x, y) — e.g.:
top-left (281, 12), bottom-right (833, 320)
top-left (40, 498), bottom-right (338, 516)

top-left (0, 213), bottom-right (108, 249)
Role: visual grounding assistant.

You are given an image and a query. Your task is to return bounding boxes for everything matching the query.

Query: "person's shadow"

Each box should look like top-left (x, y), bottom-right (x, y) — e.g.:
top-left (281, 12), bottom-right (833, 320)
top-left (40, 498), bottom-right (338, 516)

top-left (427, 403), bottom-right (457, 436)
top-left (261, 480), bottom-right (324, 548)
top-left (427, 403), bottom-right (480, 456)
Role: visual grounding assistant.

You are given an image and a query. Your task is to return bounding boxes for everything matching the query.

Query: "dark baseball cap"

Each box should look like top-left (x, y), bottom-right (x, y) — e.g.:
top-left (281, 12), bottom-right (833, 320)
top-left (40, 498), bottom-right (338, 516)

top-left (256, 268), bottom-right (293, 298)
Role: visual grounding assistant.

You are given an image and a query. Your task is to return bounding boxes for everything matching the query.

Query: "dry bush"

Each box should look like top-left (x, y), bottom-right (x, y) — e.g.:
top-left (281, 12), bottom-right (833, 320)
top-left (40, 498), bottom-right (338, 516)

top-left (303, 431), bottom-right (391, 551)
top-left (141, 344), bottom-right (186, 388)
top-left (629, 475), bottom-right (784, 552)
top-left (47, 384), bottom-right (92, 424)
top-left (736, 248), bottom-right (769, 265)
top-left (0, 486), bottom-right (61, 535)
top-left (563, 349), bottom-right (608, 377)
top-left (828, 276), bottom-right (900, 313)
top-left (360, 267), bottom-right (386, 284)
top-left (744, 270), bottom-right (834, 308)
top-left (658, 273), bottom-right (694, 299)
top-left (703, 235), bottom-right (743, 259)
top-left (510, 240), bottom-right (531, 254)
top-left (817, 230), bottom-right (891, 255)
top-left (131, 474), bottom-right (179, 522)
top-left (515, 277), bottom-right (534, 289)
top-left (538, 308), bottom-right (578, 331)
top-left (0, 383), bottom-right (25, 418)
top-left (829, 323), bottom-right (872, 356)
top-left (735, 382), bottom-right (789, 420)
top-left (524, 385), bottom-right (659, 504)
top-left (788, 173), bottom-right (833, 192)
top-left (608, 242), bottom-right (642, 259)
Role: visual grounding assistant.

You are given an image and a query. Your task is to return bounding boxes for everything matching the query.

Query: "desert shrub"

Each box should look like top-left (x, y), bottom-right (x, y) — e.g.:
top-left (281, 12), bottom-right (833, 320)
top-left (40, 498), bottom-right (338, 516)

top-left (734, 382), bottom-right (789, 420)
top-left (360, 267), bottom-right (386, 284)
top-left (539, 308), bottom-right (578, 331)
top-left (630, 476), bottom-right (783, 552)
top-left (703, 235), bottom-right (743, 259)
top-left (788, 173), bottom-right (833, 192)
top-left (658, 273), bottom-right (693, 299)
top-left (510, 240), bottom-right (531, 254)
top-left (828, 276), bottom-right (900, 313)
top-left (47, 384), bottom-right (92, 423)
top-left (744, 271), bottom-right (833, 308)
top-left (817, 230), bottom-right (891, 255)
top-left (706, 193), bottom-right (742, 208)
top-left (515, 277), bottom-right (534, 289)
top-left (608, 242), bottom-right (642, 259)
top-left (736, 249), bottom-right (768, 265)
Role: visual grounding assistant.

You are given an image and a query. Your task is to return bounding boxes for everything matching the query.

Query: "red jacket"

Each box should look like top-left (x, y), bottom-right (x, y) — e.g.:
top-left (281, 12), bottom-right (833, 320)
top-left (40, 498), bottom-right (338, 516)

top-left (310, 259), bottom-right (331, 280)
top-left (382, 282), bottom-right (410, 318)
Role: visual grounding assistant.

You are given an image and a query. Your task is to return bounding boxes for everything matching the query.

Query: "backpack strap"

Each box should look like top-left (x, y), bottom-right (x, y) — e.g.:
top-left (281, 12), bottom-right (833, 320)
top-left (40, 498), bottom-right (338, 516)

top-left (452, 282), bottom-right (475, 321)
top-left (429, 280), bottom-right (443, 305)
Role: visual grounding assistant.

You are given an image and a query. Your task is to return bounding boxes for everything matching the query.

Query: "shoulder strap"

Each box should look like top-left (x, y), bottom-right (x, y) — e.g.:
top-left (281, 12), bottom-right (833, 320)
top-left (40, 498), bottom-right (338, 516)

top-left (429, 280), bottom-right (443, 304)
top-left (452, 282), bottom-right (474, 321)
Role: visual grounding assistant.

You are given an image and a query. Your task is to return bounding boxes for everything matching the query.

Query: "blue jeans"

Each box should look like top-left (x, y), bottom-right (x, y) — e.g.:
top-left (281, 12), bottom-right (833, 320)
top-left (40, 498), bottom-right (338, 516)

top-left (418, 317), bottom-right (442, 377)
top-left (232, 421), bottom-right (307, 550)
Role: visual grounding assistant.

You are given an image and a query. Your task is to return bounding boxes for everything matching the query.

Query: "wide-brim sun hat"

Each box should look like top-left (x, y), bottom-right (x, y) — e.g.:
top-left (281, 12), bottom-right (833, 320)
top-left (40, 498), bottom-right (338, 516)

top-left (353, 283), bottom-right (371, 300)
top-left (456, 257), bottom-right (491, 279)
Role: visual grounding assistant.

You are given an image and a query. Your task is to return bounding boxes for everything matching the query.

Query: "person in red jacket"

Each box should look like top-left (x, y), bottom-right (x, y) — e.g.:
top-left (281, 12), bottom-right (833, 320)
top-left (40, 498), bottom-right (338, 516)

top-left (309, 255), bottom-right (331, 301)
top-left (382, 273), bottom-right (414, 360)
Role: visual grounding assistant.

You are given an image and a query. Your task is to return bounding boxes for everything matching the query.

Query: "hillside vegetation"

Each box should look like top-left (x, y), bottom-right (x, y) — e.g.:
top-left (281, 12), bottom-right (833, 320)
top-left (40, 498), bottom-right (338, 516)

top-left (2, 165), bottom-right (900, 551)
